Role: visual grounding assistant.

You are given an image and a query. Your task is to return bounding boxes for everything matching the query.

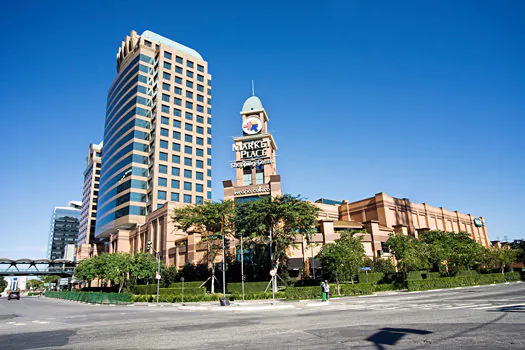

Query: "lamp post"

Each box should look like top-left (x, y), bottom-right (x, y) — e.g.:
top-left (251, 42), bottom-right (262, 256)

top-left (240, 233), bottom-right (245, 301)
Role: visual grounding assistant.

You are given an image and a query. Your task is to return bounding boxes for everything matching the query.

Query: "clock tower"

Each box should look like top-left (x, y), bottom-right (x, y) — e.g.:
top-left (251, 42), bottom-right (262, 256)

top-left (223, 95), bottom-right (282, 201)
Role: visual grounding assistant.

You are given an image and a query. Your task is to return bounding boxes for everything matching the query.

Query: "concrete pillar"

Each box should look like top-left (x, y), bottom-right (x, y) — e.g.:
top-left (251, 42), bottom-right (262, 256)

top-left (364, 220), bottom-right (380, 258)
top-left (393, 224), bottom-right (408, 236)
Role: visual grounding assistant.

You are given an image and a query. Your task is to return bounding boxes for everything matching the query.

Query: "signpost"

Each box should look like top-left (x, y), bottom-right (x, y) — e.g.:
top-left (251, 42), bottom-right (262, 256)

top-left (181, 277), bottom-right (185, 305)
top-left (269, 268), bottom-right (277, 304)
top-left (360, 266), bottom-right (372, 283)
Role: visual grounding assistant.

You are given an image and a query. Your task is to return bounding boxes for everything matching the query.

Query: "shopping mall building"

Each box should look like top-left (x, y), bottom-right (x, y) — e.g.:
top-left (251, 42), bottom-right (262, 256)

top-left (83, 30), bottom-right (490, 276)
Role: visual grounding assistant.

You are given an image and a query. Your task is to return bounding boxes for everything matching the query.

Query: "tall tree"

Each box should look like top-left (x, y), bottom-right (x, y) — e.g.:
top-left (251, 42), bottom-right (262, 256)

top-left (26, 279), bottom-right (43, 289)
top-left (172, 200), bottom-right (235, 294)
top-left (387, 234), bottom-right (430, 274)
top-left (496, 248), bottom-right (518, 274)
top-left (234, 195), bottom-right (320, 281)
top-left (0, 276), bottom-right (7, 291)
top-left (74, 257), bottom-right (98, 287)
top-left (97, 253), bottom-right (134, 293)
top-left (420, 231), bottom-right (485, 273)
top-left (42, 275), bottom-right (61, 289)
top-left (131, 252), bottom-right (157, 286)
top-left (316, 231), bottom-right (366, 294)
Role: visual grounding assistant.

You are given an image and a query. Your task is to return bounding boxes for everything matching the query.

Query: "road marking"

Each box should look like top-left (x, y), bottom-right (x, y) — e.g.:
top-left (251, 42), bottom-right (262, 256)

top-left (474, 303), bottom-right (525, 310)
top-left (443, 304), bottom-right (489, 310)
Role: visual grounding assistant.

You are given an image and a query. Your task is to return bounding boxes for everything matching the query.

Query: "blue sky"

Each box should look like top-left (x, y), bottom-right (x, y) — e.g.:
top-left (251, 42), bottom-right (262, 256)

top-left (1, 1), bottom-right (523, 258)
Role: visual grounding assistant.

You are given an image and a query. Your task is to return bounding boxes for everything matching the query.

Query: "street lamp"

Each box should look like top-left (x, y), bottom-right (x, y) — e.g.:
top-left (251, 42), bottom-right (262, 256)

top-left (146, 240), bottom-right (161, 304)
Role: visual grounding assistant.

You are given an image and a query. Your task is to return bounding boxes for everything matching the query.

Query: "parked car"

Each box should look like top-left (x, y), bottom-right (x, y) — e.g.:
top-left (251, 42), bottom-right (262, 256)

top-left (8, 291), bottom-right (20, 300)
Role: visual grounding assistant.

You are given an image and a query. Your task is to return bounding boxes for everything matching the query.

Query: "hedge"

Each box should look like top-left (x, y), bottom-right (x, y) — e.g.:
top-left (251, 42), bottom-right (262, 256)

top-left (407, 273), bottom-right (516, 291)
top-left (373, 283), bottom-right (402, 292)
top-left (358, 272), bottom-right (383, 284)
top-left (227, 282), bottom-right (270, 294)
top-left (427, 272), bottom-right (441, 279)
top-left (231, 292), bottom-right (286, 300)
top-left (168, 281), bottom-right (205, 289)
top-left (456, 270), bottom-right (479, 277)
top-left (133, 285), bottom-right (206, 295)
top-left (407, 271), bottom-right (425, 280)
top-left (45, 291), bottom-right (132, 304)
top-left (132, 294), bottom-right (224, 303)
top-left (504, 272), bottom-right (521, 281)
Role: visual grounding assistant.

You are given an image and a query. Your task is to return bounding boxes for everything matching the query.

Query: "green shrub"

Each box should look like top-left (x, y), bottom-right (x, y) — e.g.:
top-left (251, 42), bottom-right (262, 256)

top-left (227, 282), bottom-right (270, 294)
top-left (407, 271), bottom-right (425, 280)
top-left (285, 286), bottom-right (321, 300)
top-left (45, 291), bottom-right (131, 304)
top-left (132, 293), bottom-right (228, 303)
top-left (168, 281), bottom-right (205, 288)
top-left (407, 273), bottom-right (509, 291)
top-left (456, 270), bottom-right (479, 277)
top-left (504, 272), bottom-right (521, 281)
top-left (427, 272), bottom-right (441, 279)
top-left (358, 272), bottom-right (383, 284)
top-left (373, 284), bottom-right (400, 292)
top-left (231, 292), bottom-right (285, 300)
top-left (133, 285), bottom-right (206, 295)
top-left (339, 283), bottom-right (374, 295)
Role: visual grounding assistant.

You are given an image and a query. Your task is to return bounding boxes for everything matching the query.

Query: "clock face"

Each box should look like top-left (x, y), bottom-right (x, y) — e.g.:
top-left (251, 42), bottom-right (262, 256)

top-left (473, 218), bottom-right (483, 227)
top-left (242, 116), bottom-right (262, 135)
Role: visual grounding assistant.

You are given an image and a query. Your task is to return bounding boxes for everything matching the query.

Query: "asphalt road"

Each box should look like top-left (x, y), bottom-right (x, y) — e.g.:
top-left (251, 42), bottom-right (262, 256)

top-left (0, 282), bottom-right (524, 349)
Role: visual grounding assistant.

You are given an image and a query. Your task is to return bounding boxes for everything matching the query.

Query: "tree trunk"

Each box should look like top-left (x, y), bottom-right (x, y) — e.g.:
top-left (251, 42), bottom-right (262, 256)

top-left (336, 276), bottom-right (341, 296)
top-left (211, 263), bottom-right (215, 294)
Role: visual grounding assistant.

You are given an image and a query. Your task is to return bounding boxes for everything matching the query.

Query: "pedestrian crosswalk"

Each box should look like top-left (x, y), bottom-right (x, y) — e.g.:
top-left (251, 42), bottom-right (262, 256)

top-left (333, 302), bottom-right (525, 312)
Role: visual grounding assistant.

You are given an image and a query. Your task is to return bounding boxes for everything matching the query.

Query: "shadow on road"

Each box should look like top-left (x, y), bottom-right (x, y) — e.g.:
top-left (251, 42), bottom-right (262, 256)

top-left (490, 305), bottom-right (525, 313)
top-left (366, 327), bottom-right (432, 350)
top-left (0, 330), bottom-right (77, 349)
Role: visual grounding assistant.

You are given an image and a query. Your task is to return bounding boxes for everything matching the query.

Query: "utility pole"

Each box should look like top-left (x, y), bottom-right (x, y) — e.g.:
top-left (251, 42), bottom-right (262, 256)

top-left (147, 240), bottom-right (161, 304)
top-left (156, 252), bottom-right (161, 304)
top-left (269, 227), bottom-right (276, 302)
top-left (311, 244), bottom-right (316, 280)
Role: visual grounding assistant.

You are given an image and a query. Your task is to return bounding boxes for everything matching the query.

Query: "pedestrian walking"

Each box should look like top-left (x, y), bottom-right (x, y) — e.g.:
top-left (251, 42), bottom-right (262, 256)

top-left (324, 280), bottom-right (330, 300)
top-left (321, 281), bottom-right (326, 302)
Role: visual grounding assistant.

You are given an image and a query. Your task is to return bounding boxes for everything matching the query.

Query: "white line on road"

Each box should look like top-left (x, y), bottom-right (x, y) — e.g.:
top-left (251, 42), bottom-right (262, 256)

top-left (443, 304), bottom-right (490, 310)
top-left (473, 303), bottom-right (525, 310)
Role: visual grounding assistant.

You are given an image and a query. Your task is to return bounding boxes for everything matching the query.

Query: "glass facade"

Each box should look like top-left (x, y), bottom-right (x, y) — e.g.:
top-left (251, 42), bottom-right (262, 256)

top-left (77, 142), bottom-right (103, 246)
top-left (48, 204), bottom-right (81, 260)
top-left (95, 30), bottom-right (212, 238)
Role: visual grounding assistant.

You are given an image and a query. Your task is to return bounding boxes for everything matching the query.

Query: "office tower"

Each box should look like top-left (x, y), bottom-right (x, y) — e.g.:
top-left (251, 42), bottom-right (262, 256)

top-left (76, 142), bottom-right (103, 260)
top-left (95, 30), bottom-right (212, 243)
top-left (47, 201), bottom-right (81, 260)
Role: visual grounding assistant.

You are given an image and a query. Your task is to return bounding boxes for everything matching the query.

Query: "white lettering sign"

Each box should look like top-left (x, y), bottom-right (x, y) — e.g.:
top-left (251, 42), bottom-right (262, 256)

top-left (234, 186), bottom-right (271, 196)
top-left (231, 158), bottom-right (273, 168)
top-left (232, 139), bottom-right (270, 152)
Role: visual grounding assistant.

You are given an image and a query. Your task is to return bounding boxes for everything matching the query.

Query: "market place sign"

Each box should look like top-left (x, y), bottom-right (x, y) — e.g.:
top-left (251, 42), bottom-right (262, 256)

top-left (231, 139), bottom-right (273, 168)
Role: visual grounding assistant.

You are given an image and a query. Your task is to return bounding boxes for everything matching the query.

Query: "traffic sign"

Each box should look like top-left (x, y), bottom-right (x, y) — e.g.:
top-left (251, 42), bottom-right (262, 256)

top-left (156, 273), bottom-right (161, 280)
top-left (360, 267), bottom-right (372, 271)
top-left (269, 269), bottom-right (277, 277)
